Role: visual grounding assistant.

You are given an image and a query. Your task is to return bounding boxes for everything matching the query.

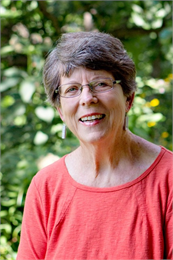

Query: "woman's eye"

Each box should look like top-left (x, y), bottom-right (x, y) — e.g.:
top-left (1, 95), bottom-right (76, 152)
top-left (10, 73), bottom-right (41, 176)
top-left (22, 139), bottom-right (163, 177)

top-left (97, 82), bottom-right (107, 87)
top-left (66, 86), bottom-right (78, 93)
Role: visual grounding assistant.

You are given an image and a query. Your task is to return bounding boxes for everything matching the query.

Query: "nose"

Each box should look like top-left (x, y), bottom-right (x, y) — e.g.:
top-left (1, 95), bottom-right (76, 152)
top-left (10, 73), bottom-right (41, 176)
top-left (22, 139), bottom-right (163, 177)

top-left (79, 85), bottom-right (98, 106)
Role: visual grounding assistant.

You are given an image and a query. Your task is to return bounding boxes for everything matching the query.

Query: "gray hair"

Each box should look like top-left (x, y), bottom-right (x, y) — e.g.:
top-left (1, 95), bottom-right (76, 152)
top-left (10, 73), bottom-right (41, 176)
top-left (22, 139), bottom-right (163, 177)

top-left (43, 31), bottom-right (137, 107)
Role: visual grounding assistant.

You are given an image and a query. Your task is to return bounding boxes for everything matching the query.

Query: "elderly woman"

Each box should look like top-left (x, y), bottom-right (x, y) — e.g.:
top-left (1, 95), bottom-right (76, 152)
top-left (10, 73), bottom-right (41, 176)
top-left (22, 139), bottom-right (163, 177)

top-left (17, 32), bottom-right (172, 260)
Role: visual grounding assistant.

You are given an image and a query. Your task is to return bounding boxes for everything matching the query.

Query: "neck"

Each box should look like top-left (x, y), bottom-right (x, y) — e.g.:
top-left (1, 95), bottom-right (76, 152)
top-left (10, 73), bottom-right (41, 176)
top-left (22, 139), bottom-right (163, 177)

top-left (66, 130), bottom-right (161, 187)
top-left (76, 129), bottom-right (135, 176)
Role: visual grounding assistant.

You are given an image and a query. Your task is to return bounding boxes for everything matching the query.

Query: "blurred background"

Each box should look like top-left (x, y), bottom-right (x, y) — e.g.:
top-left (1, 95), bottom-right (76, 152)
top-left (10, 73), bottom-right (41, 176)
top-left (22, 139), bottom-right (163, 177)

top-left (1, 1), bottom-right (172, 259)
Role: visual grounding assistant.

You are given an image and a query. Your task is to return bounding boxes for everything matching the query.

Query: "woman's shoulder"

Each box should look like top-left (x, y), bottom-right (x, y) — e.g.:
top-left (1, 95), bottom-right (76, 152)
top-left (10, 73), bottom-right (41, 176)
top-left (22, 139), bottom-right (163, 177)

top-left (141, 145), bottom-right (172, 188)
top-left (25, 155), bottom-right (76, 226)
top-left (31, 155), bottom-right (69, 191)
top-left (131, 135), bottom-right (172, 182)
top-left (36, 154), bottom-right (66, 175)
top-left (161, 146), bottom-right (173, 156)
top-left (133, 134), bottom-right (172, 164)
top-left (160, 146), bottom-right (173, 158)
top-left (156, 146), bottom-right (173, 172)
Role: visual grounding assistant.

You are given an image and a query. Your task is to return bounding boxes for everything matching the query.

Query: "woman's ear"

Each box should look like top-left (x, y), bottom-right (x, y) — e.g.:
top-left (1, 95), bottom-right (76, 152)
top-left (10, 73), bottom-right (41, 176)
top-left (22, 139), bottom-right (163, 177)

top-left (126, 92), bottom-right (135, 112)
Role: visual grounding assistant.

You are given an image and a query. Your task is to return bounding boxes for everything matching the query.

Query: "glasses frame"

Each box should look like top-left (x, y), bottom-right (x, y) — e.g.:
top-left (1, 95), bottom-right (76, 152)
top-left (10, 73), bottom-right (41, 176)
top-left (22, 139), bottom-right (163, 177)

top-left (55, 78), bottom-right (121, 98)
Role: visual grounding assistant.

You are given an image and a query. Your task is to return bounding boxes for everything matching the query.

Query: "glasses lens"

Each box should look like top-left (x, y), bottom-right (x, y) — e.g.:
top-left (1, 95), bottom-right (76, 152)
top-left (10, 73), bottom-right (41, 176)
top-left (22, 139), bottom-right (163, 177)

top-left (59, 78), bottom-right (115, 98)
top-left (60, 83), bottom-right (81, 97)
top-left (91, 79), bottom-right (113, 92)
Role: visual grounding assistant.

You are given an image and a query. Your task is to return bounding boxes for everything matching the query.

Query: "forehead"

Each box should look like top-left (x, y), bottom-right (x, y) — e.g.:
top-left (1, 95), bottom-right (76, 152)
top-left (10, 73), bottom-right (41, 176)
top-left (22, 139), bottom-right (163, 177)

top-left (61, 67), bottom-right (114, 85)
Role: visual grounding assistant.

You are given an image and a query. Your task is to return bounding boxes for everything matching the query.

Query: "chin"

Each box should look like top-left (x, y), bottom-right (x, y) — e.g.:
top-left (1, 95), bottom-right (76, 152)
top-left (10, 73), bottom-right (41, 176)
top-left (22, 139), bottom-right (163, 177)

top-left (79, 132), bottom-right (107, 144)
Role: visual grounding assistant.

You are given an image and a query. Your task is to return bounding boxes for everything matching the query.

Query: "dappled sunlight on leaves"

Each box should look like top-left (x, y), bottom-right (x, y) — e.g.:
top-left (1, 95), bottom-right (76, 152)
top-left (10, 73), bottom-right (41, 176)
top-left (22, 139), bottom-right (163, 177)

top-left (34, 131), bottom-right (49, 145)
top-left (35, 106), bottom-right (55, 123)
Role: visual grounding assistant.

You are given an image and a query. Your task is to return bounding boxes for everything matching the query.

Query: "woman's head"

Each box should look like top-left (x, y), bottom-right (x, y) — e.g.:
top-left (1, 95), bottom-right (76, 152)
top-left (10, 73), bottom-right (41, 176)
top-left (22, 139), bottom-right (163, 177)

top-left (43, 31), bottom-right (136, 107)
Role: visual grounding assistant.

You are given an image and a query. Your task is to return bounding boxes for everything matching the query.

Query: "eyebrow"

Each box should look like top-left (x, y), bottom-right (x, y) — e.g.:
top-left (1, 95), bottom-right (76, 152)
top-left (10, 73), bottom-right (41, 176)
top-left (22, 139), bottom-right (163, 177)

top-left (61, 77), bottom-right (114, 84)
top-left (61, 81), bottom-right (80, 85)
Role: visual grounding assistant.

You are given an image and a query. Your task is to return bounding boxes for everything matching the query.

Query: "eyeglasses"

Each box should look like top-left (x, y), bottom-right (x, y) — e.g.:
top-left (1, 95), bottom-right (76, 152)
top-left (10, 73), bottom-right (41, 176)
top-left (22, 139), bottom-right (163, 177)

top-left (55, 78), bottom-right (121, 98)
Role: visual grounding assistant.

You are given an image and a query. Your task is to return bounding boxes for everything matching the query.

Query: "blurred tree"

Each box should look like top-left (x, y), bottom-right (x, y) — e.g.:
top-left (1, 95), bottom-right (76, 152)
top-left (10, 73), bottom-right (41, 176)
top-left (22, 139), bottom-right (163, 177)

top-left (0, 1), bottom-right (172, 258)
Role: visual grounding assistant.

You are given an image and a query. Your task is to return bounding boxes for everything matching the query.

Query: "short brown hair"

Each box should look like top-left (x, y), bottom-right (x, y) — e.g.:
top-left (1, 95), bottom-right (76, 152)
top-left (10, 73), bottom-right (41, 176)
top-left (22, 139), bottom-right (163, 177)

top-left (43, 31), bottom-right (136, 107)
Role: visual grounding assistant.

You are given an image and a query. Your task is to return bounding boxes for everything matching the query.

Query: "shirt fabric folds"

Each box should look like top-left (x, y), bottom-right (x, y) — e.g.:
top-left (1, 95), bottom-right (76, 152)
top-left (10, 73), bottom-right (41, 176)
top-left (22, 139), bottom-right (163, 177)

top-left (17, 146), bottom-right (173, 260)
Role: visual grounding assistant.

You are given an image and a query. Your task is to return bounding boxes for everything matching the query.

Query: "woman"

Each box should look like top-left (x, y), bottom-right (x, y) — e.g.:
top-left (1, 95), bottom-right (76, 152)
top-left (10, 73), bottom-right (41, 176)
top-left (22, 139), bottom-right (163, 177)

top-left (17, 32), bottom-right (172, 259)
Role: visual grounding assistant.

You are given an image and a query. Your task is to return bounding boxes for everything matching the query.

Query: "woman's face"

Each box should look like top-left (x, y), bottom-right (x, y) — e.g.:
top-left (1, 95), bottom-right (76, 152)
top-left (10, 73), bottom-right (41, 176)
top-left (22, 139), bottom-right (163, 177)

top-left (57, 67), bottom-right (133, 144)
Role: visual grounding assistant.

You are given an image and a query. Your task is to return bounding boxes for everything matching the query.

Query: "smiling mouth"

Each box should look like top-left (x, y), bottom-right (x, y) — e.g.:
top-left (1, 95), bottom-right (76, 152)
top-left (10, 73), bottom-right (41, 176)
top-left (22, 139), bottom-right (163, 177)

top-left (80, 114), bottom-right (105, 122)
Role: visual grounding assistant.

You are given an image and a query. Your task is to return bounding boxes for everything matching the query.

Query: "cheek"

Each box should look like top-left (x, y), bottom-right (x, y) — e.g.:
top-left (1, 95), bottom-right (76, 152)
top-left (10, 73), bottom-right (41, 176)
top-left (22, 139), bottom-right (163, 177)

top-left (111, 105), bottom-right (125, 123)
top-left (109, 95), bottom-right (126, 114)
top-left (107, 97), bottom-right (126, 127)
top-left (59, 101), bottom-right (78, 122)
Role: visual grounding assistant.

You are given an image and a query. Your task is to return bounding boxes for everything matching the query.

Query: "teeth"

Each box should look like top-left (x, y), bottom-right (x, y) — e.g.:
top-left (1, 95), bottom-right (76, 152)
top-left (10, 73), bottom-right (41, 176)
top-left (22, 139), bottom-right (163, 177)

top-left (80, 114), bottom-right (104, 122)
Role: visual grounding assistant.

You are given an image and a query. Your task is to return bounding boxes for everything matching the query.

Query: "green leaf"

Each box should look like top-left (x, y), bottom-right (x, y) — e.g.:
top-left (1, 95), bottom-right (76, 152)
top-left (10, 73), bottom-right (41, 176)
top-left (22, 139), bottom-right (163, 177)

top-left (34, 131), bottom-right (49, 145)
top-left (137, 113), bottom-right (165, 123)
top-left (0, 46), bottom-right (15, 56)
top-left (0, 78), bottom-right (20, 92)
top-left (0, 6), bottom-right (22, 18)
top-left (0, 211), bottom-right (8, 218)
top-left (151, 19), bottom-right (163, 29)
top-left (35, 106), bottom-right (55, 123)
top-left (131, 13), bottom-right (145, 27)
top-left (0, 224), bottom-right (12, 234)
top-left (1, 96), bottom-right (15, 108)
top-left (19, 81), bottom-right (35, 103)
top-left (3, 67), bottom-right (27, 78)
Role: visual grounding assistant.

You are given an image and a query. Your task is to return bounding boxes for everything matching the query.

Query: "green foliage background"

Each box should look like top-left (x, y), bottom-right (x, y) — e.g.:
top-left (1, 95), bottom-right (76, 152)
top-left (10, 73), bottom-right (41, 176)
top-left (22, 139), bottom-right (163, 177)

top-left (1, 1), bottom-right (172, 259)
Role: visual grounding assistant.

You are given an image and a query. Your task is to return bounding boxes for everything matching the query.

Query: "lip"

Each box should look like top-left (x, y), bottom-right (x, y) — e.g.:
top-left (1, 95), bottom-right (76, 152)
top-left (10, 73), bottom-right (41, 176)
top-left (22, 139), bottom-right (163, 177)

top-left (79, 113), bottom-right (104, 119)
top-left (79, 113), bottom-right (105, 126)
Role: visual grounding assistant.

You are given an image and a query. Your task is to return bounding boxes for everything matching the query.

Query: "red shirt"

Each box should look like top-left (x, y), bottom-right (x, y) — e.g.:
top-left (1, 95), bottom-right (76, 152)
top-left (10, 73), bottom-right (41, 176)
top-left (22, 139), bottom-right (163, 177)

top-left (17, 147), bottom-right (172, 259)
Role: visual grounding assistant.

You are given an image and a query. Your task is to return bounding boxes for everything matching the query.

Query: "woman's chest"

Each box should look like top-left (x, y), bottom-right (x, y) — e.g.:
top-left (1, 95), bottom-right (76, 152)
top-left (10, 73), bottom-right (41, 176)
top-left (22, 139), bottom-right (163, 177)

top-left (45, 187), bottom-right (164, 259)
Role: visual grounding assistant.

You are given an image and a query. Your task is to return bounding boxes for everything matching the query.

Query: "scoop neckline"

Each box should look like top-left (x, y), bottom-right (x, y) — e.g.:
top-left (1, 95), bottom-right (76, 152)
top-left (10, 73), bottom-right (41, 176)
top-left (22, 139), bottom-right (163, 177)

top-left (62, 146), bottom-right (166, 193)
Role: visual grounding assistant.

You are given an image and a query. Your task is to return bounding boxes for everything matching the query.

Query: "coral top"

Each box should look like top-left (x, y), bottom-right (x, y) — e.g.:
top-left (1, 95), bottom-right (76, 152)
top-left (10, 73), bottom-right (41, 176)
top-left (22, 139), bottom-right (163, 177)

top-left (17, 147), bottom-right (172, 259)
